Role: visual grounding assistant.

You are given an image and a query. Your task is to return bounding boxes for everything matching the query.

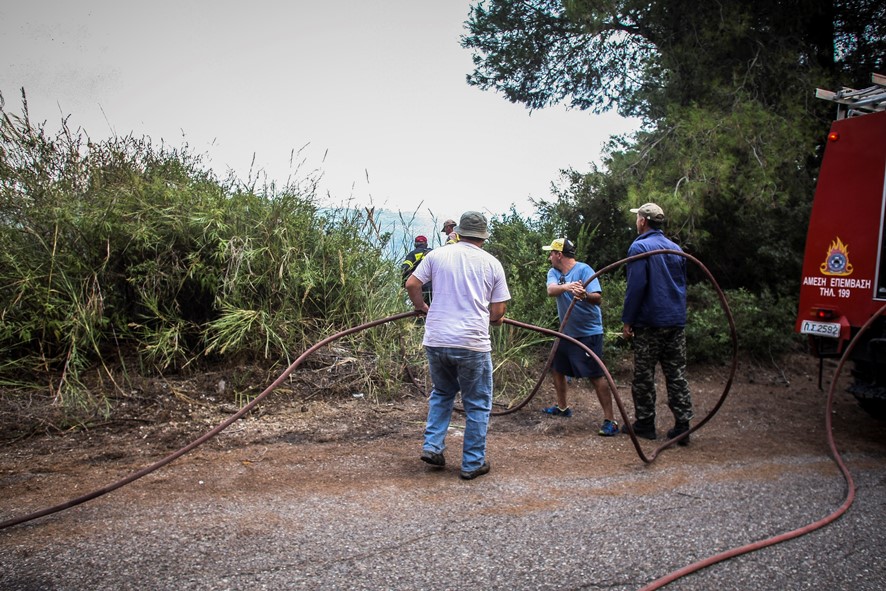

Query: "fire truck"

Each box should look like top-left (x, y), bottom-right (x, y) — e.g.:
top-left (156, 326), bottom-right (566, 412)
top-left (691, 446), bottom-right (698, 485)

top-left (796, 73), bottom-right (886, 418)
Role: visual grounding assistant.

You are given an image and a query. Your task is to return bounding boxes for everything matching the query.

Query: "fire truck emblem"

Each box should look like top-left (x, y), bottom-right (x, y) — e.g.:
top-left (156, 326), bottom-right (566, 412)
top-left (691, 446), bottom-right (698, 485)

top-left (820, 236), bottom-right (853, 276)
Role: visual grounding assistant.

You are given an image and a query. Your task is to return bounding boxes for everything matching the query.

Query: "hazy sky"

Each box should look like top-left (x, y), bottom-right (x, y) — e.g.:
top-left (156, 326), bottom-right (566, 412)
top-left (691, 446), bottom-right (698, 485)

top-left (1, 1), bottom-right (639, 230)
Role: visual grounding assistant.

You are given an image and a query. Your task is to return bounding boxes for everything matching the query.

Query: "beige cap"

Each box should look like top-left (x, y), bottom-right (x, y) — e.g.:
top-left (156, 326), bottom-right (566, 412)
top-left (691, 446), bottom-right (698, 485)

top-left (630, 202), bottom-right (665, 222)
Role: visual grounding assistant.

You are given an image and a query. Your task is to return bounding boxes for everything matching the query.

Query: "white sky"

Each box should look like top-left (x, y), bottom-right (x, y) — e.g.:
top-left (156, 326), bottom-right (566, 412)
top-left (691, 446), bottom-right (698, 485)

top-left (1, 0), bottom-right (639, 228)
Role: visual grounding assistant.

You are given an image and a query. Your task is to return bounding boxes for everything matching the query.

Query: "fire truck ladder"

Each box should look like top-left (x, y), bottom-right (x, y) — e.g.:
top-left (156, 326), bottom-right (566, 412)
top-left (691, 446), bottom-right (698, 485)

top-left (816, 72), bottom-right (886, 119)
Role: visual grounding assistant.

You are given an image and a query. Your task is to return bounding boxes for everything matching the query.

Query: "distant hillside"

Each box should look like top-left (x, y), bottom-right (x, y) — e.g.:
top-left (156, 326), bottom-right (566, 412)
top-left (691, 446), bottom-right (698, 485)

top-left (364, 208), bottom-right (447, 261)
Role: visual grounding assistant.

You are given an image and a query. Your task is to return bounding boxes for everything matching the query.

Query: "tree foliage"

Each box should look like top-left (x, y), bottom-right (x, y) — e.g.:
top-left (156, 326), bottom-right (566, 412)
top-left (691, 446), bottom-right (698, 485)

top-left (463, 0), bottom-right (654, 115)
top-left (464, 0), bottom-right (886, 295)
top-left (464, 0), bottom-right (883, 120)
top-left (533, 163), bottom-right (635, 269)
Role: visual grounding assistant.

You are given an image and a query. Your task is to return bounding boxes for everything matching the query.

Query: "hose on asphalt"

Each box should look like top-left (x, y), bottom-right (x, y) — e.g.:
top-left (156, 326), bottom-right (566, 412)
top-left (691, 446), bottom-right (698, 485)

top-left (636, 302), bottom-right (885, 590)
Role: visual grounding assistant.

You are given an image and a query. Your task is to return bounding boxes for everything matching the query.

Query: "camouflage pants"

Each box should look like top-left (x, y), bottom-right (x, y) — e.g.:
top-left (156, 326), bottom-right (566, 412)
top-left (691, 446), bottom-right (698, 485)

top-left (631, 327), bottom-right (693, 424)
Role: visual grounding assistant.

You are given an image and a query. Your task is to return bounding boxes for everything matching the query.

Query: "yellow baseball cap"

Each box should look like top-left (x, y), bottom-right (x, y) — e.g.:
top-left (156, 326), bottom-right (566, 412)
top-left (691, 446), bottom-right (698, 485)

top-left (542, 238), bottom-right (576, 256)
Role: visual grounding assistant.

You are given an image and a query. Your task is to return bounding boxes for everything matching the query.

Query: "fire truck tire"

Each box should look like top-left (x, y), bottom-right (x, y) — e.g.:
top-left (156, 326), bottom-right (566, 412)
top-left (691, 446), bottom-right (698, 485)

top-left (856, 398), bottom-right (886, 420)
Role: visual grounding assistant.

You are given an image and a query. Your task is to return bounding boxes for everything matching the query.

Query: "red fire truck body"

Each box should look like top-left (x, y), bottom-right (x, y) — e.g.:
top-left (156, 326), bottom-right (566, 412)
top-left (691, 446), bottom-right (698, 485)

top-left (796, 74), bottom-right (886, 416)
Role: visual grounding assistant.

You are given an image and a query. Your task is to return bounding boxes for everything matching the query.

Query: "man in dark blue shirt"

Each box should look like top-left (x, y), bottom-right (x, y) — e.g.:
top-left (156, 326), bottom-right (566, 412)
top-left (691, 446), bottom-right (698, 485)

top-left (621, 203), bottom-right (693, 444)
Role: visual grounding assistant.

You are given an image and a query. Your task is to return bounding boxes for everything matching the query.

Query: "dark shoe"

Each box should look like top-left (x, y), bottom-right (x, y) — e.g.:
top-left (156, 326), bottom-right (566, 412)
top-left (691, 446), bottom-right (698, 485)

top-left (459, 462), bottom-right (490, 480)
top-left (622, 419), bottom-right (657, 440)
top-left (421, 449), bottom-right (445, 467)
top-left (667, 422), bottom-right (691, 446)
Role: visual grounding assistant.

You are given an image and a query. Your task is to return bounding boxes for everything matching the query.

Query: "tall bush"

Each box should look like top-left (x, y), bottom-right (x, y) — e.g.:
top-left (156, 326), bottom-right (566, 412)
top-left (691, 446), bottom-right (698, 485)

top-left (686, 283), bottom-right (802, 364)
top-left (0, 97), bottom-right (406, 412)
top-left (1, 95), bottom-right (808, 422)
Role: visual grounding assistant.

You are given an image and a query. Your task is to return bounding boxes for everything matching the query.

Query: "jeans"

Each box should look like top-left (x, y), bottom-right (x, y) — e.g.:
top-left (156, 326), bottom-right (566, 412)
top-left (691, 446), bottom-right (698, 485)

top-left (423, 346), bottom-right (493, 472)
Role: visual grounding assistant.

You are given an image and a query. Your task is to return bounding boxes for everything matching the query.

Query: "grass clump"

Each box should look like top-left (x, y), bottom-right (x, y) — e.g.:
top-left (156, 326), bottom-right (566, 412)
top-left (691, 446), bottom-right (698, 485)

top-left (0, 94), bottom-right (406, 417)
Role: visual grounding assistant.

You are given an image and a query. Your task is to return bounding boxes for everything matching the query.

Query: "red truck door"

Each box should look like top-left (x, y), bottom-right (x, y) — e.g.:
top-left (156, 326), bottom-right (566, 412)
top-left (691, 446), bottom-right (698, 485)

top-left (796, 104), bottom-right (886, 352)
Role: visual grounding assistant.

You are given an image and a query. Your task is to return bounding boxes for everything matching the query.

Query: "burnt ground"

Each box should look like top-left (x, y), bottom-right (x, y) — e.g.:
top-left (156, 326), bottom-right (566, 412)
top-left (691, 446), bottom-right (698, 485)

top-left (1, 353), bottom-right (885, 590)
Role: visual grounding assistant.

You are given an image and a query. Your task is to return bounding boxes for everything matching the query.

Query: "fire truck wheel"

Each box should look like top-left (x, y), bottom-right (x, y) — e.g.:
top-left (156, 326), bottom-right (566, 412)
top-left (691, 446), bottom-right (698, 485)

top-left (857, 399), bottom-right (886, 421)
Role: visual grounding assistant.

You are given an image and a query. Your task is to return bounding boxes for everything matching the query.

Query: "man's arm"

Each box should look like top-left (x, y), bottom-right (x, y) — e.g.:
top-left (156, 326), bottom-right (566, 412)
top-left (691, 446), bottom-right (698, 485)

top-left (621, 258), bottom-right (648, 325)
top-left (584, 291), bottom-right (602, 305)
top-left (548, 280), bottom-right (599, 303)
top-left (546, 281), bottom-right (567, 297)
top-left (489, 301), bottom-right (507, 326)
top-left (405, 275), bottom-right (429, 313)
top-left (622, 323), bottom-right (634, 340)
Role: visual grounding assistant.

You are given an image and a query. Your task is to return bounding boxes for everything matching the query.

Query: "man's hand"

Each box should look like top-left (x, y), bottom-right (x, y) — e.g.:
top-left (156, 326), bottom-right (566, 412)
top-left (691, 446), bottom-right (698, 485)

top-left (622, 323), bottom-right (633, 340)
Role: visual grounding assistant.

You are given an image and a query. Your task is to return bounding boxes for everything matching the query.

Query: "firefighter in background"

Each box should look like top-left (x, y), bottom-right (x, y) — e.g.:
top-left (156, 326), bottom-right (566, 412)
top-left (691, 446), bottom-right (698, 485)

top-left (441, 218), bottom-right (459, 245)
top-left (401, 235), bottom-right (433, 303)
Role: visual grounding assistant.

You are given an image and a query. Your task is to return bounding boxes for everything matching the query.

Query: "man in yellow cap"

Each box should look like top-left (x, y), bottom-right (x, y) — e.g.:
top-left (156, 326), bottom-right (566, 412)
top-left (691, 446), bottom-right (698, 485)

top-left (541, 238), bottom-right (618, 436)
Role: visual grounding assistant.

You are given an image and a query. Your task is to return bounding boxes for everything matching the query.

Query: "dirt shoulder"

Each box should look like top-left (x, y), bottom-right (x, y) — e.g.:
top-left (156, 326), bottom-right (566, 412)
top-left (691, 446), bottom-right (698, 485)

top-left (1, 353), bottom-right (883, 515)
top-left (2, 354), bottom-right (885, 590)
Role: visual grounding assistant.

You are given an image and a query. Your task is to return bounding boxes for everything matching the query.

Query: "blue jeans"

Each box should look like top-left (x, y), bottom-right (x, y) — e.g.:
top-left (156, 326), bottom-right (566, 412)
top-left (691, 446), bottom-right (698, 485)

top-left (423, 346), bottom-right (493, 472)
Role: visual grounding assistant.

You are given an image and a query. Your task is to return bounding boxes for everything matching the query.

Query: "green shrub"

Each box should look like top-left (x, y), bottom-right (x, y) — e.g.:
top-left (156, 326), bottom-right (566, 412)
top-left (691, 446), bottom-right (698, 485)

top-left (0, 98), bottom-right (406, 413)
top-left (686, 283), bottom-right (800, 364)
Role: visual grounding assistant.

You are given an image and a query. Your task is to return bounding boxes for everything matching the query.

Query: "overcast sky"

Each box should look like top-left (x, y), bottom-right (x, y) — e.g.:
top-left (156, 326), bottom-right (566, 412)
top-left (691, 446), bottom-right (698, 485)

top-left (1, 1), bottom-right (639, 232)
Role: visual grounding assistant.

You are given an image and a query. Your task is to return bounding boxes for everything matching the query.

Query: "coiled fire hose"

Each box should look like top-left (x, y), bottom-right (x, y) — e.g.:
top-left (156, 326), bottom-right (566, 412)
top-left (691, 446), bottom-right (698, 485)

top-left (0, 251), bottom-right (867, 591)
top-left (0, 250), bottom-right (731, 529)
top-left (503, 253), bottom-right (735, 460)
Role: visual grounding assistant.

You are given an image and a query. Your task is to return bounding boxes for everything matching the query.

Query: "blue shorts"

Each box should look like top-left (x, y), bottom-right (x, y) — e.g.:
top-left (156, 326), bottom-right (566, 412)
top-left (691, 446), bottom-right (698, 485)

top-left (552, 334), bottom-right (604, 379)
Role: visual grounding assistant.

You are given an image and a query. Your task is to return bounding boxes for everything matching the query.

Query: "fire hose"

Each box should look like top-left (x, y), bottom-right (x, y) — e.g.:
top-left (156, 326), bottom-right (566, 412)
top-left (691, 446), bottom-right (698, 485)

top-left (0, 251), bottom-right (866, 591)
top-left (636, 302), bottom-right (884, 590)
top-left (0, 249), bottom-right (734, 527)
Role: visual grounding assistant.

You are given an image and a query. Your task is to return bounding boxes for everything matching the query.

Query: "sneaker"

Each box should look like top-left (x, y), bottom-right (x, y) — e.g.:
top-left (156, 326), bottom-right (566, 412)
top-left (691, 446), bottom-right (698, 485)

top-left (459, 461), bottom-right (490, 480)
top-left (541, 405), bottom-right (573, 418)
top-left (598, 419), bottom-right (619, 437)
top-left (420, 449), bottom-right (445, 467)
top-left (666, 422), bottom-right (691, 446)
top-left (622, 419), bottom-right (657, 440)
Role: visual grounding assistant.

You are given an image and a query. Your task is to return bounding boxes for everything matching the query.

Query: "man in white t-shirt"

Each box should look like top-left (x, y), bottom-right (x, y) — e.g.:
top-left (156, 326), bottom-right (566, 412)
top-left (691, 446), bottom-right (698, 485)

top-left (405, 211), bottom-right (511, 480)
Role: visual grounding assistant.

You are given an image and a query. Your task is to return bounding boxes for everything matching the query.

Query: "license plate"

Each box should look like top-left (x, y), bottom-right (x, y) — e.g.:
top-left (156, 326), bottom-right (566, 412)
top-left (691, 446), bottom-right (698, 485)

top-left (800, 320), bottom-right (841, 338)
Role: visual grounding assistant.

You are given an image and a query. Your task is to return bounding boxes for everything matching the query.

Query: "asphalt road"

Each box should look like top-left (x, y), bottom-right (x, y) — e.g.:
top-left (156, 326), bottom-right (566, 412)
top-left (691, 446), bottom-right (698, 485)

top-left (2, 353), bottom-right (885, 590)
top-left (2, 434), bottom-right (885, 590)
